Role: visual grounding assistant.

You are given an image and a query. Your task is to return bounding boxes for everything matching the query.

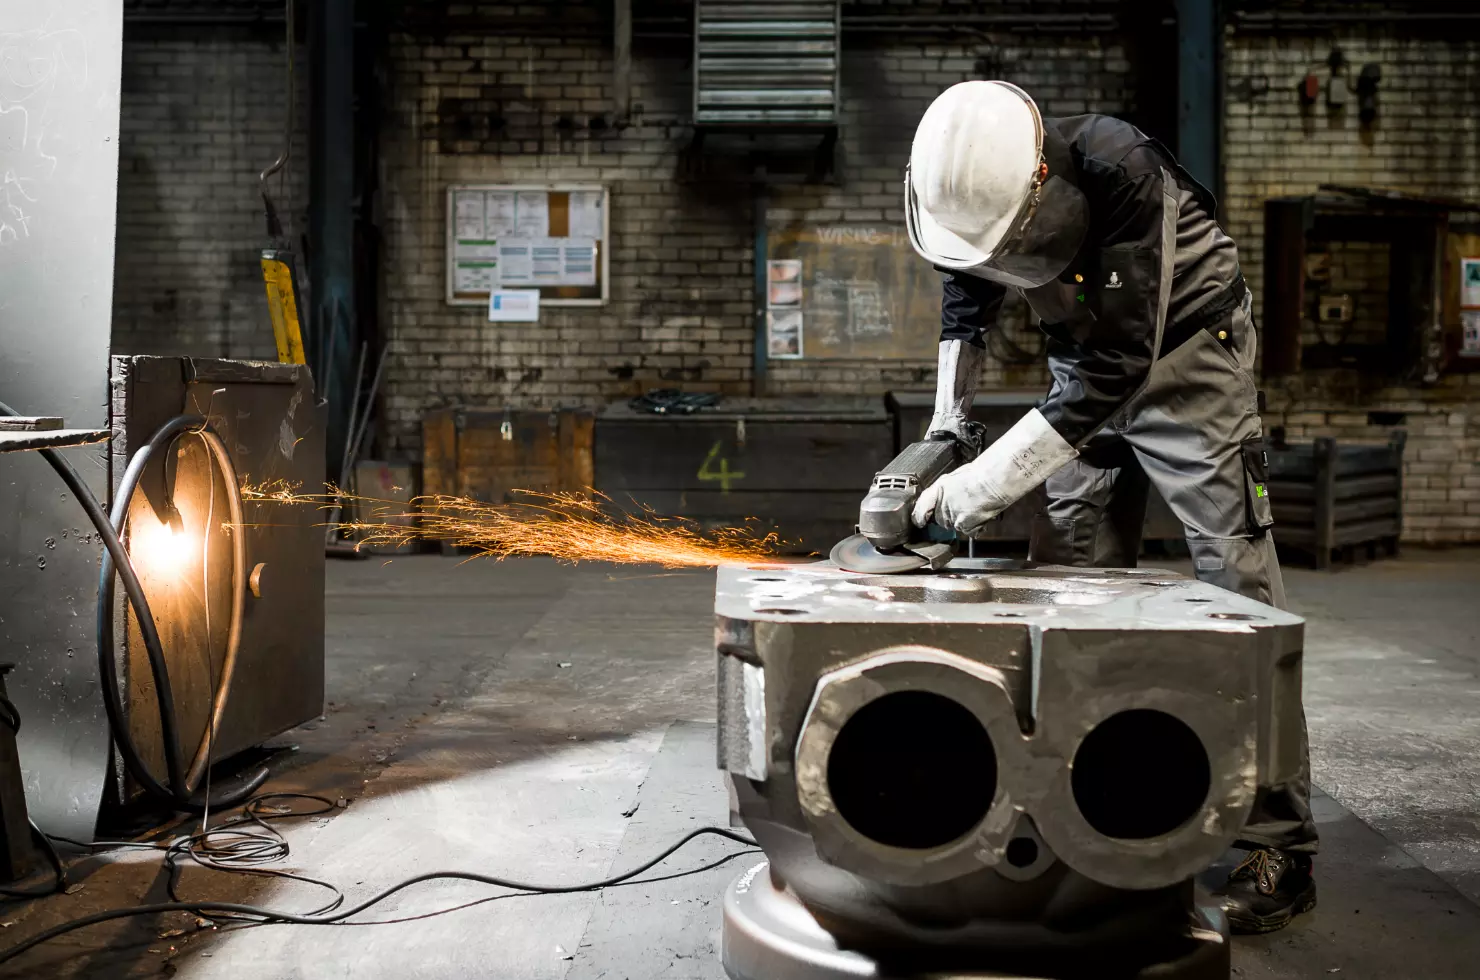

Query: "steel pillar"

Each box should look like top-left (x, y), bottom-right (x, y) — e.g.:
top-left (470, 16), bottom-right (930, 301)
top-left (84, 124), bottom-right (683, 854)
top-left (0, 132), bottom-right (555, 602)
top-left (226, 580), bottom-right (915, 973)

top-left (1175, 0), bottom-right (1220, 198)
top-left (309, 0), bottom-right (356, 472)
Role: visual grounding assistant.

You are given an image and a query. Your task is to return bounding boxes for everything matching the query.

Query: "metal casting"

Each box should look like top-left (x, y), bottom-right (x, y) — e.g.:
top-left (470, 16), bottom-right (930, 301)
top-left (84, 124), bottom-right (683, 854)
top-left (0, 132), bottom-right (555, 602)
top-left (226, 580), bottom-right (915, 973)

top-left (715, 558), bottom-right (1305, 979)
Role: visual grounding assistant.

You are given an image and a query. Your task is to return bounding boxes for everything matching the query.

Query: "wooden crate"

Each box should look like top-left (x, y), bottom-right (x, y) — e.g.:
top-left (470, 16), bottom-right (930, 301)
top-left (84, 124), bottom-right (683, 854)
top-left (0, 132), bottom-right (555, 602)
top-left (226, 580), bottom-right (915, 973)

top-left (422, 407), bottom-right (595, 503)
top-left (595, 398), bottom-right (893, 554)
top-left (1269, 432), bottom-right (1406, 569)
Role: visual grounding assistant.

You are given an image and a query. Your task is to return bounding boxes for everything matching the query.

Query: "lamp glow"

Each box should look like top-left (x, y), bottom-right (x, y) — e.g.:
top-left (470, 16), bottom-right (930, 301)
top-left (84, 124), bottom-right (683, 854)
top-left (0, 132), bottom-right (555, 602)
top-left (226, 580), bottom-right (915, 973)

top-left (132, 520), bottom-right (194, 577)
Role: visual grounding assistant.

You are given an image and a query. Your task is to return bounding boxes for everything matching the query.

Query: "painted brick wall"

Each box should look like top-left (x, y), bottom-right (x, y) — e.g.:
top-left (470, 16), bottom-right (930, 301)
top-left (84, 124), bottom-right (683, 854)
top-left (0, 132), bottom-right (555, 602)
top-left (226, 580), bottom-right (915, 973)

top-left (377, 11), bottom-right (1132, 455)
top-left (112, 31), bottom-right (307, 360)
top-left (1224, 31), bottom-right (1480, 543)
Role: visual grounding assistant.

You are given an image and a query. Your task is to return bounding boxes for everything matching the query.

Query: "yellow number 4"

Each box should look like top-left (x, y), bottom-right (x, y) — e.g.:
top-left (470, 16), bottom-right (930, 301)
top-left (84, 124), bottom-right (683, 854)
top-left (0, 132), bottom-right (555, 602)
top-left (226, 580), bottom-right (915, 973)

top-left (698, 441), bottom-right (744, 492)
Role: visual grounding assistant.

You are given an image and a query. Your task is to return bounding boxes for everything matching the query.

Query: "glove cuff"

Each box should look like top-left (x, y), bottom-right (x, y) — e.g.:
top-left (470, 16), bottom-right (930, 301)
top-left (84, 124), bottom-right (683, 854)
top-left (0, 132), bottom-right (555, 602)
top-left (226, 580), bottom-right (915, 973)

top-left (926, 340), bottom-right (985, 442)
top-left (975, 408), bottom-right (1077, 502)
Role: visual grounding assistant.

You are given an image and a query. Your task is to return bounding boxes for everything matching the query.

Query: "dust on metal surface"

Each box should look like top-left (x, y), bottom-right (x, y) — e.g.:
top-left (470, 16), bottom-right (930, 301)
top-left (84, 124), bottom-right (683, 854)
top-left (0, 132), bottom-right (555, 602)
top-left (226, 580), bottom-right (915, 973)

top-left (717, 558), bottom-right (1305, 628)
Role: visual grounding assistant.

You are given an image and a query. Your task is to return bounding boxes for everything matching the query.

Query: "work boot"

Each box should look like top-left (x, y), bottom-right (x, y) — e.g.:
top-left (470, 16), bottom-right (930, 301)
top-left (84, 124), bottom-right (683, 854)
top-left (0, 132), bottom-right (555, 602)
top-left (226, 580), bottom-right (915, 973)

top-left (1216, 847), bottom-right (1316, 934)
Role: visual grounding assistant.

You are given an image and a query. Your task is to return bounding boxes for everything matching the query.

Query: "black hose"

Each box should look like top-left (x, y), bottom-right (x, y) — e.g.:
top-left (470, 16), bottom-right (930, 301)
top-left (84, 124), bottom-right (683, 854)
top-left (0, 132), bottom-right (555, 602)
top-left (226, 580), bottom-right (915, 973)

top-left (100, 415), bottom-right (268, 810)
top-left (0, 401), bottom-right (264, 812)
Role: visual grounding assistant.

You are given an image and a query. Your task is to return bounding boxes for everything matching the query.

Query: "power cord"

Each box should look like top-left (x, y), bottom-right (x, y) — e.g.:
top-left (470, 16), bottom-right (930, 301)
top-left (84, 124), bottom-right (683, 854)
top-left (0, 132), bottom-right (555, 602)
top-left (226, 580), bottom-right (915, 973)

top-left (2, 821), bottom-right (757, 966)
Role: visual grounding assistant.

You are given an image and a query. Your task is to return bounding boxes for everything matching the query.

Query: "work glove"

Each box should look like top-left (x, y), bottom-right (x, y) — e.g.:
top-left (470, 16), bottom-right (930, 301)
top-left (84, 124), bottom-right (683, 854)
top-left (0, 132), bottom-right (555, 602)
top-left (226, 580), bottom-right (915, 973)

top-left (925, 340), bottom-right (985, 446)
top-left (913, 408), bottom-right (1077, 535)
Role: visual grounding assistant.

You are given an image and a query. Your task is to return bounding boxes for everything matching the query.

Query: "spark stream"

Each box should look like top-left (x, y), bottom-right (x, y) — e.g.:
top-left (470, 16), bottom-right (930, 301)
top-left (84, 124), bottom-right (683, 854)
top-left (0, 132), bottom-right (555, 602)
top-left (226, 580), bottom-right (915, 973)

top-left (240, 484), bottom-right (782, 568)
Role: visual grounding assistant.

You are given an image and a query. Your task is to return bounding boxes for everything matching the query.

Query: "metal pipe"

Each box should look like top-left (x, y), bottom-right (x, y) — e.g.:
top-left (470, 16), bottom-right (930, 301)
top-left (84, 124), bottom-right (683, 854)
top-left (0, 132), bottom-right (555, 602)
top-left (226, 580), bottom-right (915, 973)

top-left (752, 185), bottom-right (769, 397)
top-left (614, 0), bottom-right (632, 120)
top-left (1175, 0), bottom-right (1220, 194)
top-left (1234, 11), bottom-right (1480, 29)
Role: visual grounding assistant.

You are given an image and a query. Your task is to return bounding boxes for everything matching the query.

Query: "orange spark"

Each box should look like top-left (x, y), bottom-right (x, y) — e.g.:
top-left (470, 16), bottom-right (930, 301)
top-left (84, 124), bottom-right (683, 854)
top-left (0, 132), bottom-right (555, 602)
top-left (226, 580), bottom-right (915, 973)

top-left (240, 484), bottom-right (783, 568)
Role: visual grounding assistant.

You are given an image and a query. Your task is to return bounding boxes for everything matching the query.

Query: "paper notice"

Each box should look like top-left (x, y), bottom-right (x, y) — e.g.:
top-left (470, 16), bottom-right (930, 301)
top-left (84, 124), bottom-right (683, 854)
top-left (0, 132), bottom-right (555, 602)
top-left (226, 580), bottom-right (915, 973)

top-left (454, 261), bottom-right (498, 294)
top-left (1463, 258), bottom-right (1480, 309)
top-left (488, 288), bottom-right (540, 322)
top-left (513, 191), bottom-right (550, 238)
top-left (767, 259), bottom-right (801, 284)
top-left (454, 193), bottom-right (486, 240)
top-left (531, 239), bottom-right (563, 283)
top-left (1463, 310), bottom-right (1480, 357)
top-left (568, 190), bottom-right (604, 239)
top-left (561, 238), bottom-right (597, 285)
top-left (458, 242), bottom-right (499, 261)
top-left (498, 240), bottom-right (533, 284)
top-left (768, 281), bottom-right (802, 308)
top-left (768, 310), bottom-right (803, 359)
top-left (484, 191), bottom-right (517, 237)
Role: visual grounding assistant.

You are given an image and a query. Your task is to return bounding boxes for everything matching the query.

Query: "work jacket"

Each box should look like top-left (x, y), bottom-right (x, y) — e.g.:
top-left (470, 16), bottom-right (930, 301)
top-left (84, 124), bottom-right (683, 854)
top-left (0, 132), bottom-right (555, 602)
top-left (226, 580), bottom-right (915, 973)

top-left (940, 114), bottom-right (1243, 449)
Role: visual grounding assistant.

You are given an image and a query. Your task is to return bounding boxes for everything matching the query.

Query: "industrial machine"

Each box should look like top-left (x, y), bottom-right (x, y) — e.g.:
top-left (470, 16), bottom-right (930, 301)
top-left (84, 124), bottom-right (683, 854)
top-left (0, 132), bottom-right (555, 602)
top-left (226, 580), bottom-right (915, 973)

top-left (108, 355), bottom-right (326, 806)
top-left (715, 559), bottom-right (1305, 980)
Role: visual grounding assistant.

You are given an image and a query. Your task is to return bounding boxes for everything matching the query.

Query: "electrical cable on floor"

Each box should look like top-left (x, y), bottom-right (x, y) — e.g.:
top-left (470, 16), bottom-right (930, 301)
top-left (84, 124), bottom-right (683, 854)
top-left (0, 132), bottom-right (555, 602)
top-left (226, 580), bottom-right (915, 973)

top-left (2, 824), bottom-right (758, 966)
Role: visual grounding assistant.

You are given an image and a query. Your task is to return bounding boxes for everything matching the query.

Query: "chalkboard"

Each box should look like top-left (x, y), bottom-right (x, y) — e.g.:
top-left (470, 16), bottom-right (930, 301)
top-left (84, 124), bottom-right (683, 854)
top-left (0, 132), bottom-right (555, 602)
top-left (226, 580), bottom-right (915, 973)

top-left (767, 223), bottom-right (944, 360)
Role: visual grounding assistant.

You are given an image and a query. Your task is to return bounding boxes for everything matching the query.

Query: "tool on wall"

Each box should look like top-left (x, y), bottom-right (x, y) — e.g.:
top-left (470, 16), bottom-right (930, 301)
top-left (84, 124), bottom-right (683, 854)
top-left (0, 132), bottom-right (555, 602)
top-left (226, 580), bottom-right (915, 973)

top-left (259, 0), bottom-right (306, 368)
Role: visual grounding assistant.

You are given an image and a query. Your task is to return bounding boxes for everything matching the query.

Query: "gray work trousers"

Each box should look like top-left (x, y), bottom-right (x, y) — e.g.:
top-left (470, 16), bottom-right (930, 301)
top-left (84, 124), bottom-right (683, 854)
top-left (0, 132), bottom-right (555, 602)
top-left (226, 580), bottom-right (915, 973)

top-left (1028, 292), bottom-right (1319, 854)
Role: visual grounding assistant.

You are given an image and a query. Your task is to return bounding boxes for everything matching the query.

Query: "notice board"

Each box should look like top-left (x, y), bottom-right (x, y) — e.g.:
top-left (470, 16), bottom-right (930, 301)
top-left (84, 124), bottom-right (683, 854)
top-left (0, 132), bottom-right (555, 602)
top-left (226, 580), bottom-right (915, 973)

top-left (446, 184), bottom-right (610, 307)
top-left (765, 223), bottom-right (943, 360)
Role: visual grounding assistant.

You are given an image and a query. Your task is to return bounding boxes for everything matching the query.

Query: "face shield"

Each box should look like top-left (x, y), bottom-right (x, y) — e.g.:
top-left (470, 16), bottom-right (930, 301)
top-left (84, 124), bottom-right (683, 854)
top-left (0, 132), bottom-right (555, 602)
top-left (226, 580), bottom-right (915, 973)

top-left (905, 89), bottom-right (1090, 290)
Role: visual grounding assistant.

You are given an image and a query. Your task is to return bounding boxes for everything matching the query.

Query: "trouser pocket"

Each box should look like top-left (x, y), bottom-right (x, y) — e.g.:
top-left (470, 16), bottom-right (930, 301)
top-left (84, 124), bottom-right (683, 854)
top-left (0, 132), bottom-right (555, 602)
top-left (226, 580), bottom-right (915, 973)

top-left (1242, 436), bottom-right (1275, 535)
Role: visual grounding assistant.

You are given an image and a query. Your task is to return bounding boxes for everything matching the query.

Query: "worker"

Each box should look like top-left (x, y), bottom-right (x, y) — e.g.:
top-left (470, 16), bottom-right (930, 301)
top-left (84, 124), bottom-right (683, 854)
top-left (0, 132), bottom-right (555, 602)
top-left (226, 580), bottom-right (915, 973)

top-left (904, 80), bottom-right (1318, 933)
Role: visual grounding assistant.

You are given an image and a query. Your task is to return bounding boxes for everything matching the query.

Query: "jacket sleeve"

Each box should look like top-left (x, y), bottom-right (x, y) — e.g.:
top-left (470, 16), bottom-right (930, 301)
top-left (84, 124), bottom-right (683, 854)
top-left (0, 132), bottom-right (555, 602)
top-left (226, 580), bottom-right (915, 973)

top-left (1038, 168), bottom-right (1172, 449)
top-left (940, 270), bottom-right (1007, 348)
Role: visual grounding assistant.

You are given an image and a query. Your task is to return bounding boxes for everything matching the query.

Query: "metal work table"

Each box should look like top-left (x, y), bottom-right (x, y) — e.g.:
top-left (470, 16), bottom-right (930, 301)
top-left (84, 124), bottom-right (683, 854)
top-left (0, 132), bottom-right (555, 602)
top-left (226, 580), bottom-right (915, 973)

top-left (0, 429), bottom-right (109, 453)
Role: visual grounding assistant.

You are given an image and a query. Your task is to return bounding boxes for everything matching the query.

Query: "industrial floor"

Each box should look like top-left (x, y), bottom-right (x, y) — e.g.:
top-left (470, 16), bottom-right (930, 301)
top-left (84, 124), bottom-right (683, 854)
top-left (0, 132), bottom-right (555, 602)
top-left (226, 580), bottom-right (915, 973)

top-left (3, 548), bottom-right (1480, 978)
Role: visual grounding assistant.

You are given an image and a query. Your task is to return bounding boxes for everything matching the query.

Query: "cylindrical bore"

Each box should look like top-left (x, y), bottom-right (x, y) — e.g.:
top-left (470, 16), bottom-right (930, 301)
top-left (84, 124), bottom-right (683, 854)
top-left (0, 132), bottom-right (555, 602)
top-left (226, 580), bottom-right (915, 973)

top-left (1071, 709), bottom-right (1211, 841)
top-left (826, 690), bottom-right (997, 850)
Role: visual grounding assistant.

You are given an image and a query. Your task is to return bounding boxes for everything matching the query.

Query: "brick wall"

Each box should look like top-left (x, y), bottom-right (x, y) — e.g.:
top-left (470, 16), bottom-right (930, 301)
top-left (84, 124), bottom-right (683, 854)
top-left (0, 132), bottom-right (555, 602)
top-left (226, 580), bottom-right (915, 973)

top-left (112, 30), bottom-right (307, 360)
top-left (377, 8), bottom-right (1132, 455)
top-left (1224, 30), bottom-right (1480, 543)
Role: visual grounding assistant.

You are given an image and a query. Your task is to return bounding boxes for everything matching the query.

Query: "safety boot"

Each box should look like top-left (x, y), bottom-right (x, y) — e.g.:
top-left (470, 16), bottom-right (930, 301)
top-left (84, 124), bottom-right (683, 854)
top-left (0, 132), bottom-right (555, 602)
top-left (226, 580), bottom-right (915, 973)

top-left (1216, 847), bottom-right (1316, 934)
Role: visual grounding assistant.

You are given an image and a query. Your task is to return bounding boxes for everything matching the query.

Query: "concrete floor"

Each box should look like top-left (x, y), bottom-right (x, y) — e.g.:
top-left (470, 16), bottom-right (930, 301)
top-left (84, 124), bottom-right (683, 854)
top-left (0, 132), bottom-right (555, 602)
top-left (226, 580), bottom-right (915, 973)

top-left (2, 549), bottom-right (1479, 978)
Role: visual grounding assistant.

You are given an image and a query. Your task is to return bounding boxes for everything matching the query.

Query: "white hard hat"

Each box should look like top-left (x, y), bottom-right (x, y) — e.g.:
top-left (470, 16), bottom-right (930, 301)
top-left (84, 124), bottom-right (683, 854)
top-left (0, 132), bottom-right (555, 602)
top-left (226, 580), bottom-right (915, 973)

top-left (907, 81), bottom-right (1045, 269)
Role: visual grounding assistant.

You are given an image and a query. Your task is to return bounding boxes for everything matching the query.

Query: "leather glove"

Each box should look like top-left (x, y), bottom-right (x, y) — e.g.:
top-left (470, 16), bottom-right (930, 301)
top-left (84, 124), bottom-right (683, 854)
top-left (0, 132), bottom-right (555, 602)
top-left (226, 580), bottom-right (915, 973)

top-left (913, 408), bottom-right (1077, 535)
top-left (926, 340), bottom-right (985, 446)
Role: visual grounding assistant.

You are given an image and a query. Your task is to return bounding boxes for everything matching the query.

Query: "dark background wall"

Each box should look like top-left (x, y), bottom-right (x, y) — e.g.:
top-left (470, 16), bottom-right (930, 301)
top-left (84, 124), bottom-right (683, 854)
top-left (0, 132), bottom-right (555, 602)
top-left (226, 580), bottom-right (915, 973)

top-left (108, 0), bottom-right (1480, 543)
top-left (112, 18), bottom-right (307, 360)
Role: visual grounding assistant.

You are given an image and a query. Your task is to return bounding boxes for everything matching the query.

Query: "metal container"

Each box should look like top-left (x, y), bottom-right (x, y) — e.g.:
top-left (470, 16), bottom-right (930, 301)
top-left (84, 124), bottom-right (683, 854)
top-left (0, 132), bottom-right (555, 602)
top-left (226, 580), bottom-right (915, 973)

top-left (715, 559), bottom-right (1305, 979)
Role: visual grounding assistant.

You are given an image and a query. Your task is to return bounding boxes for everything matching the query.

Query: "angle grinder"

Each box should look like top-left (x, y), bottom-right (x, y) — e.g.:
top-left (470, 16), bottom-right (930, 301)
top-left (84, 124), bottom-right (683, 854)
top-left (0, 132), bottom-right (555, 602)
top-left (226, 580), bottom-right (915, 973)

top-left (831, 425), bottom-right (984, 574)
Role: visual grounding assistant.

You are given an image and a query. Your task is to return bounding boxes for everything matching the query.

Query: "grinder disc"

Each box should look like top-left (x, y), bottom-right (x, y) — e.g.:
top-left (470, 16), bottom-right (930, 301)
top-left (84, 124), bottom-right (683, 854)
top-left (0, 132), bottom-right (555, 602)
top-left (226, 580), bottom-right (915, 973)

top-left (829, 533), bottom-right (930, 574)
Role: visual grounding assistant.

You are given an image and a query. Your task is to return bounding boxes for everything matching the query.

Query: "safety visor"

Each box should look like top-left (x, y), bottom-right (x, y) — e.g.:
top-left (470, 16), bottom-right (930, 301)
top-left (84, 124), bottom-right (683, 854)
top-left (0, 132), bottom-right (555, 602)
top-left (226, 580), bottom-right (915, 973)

top-left (906, 98), bottom-right (1088, 289)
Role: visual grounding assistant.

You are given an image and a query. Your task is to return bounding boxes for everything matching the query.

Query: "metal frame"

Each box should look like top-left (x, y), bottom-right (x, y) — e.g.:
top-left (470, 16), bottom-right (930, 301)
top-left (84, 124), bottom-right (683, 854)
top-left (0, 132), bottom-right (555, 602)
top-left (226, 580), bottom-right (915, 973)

top-left (444, 183), bottom-right (611, 308)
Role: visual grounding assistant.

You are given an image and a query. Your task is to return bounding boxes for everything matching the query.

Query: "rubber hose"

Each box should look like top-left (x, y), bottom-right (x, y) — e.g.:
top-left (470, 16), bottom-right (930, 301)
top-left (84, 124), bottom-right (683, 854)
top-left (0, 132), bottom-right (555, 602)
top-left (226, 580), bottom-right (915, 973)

top-left (99, 414), bottom-right (266, 808)
top-left (106, 420), bottom-right (247, 793)
top-left (0, 401), bottom-right (263, 811)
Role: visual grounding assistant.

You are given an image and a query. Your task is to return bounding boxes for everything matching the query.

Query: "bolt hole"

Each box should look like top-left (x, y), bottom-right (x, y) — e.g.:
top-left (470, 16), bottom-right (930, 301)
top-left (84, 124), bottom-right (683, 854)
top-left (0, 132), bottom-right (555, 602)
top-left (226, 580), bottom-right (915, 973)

top-left (1208, 612), bottom-right (1264, 621)
top-left (1005, 836), bottom-right (1039, 868)
top-left (755, 607), bottom-right (805, 616)
top-left (750, 577), bottom-right (785, 582)
top-left (1184, 598), bottom-right (1212, 603)
top-left (993, 611), bottom-right (1026, 618)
